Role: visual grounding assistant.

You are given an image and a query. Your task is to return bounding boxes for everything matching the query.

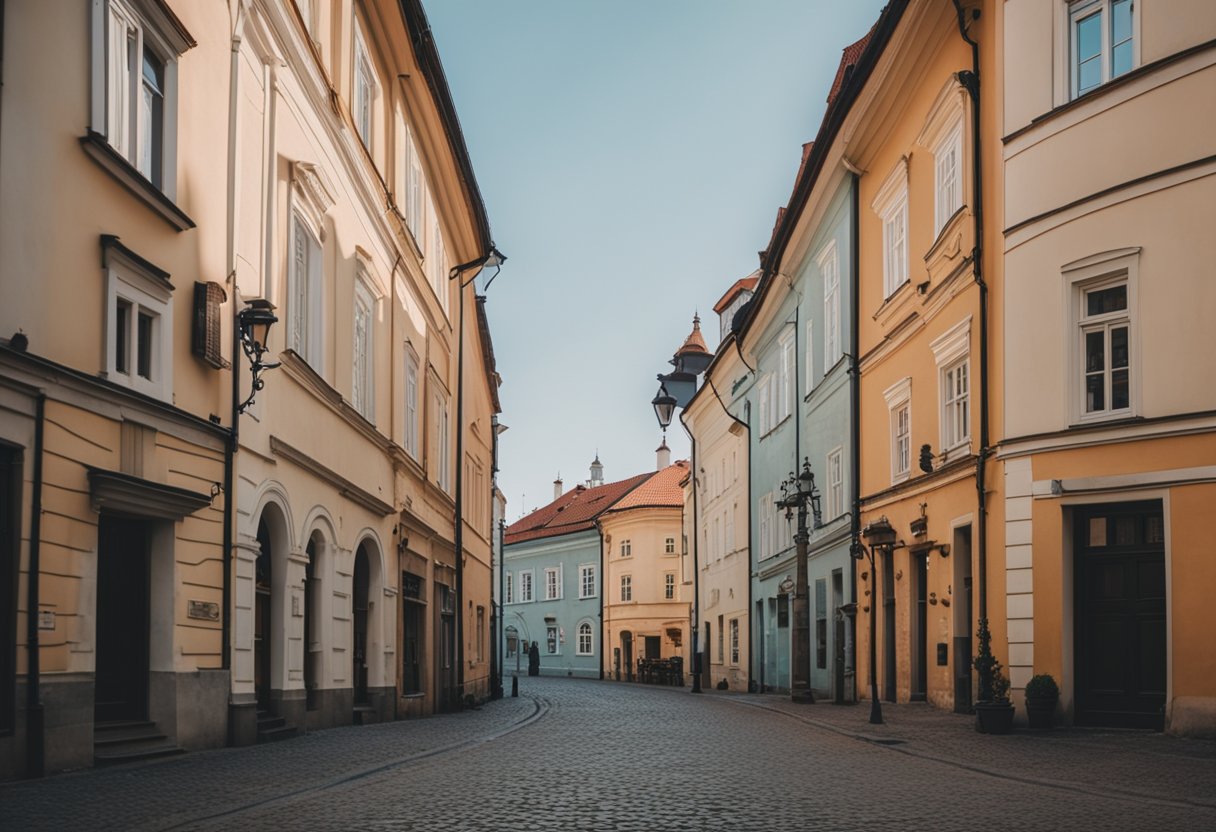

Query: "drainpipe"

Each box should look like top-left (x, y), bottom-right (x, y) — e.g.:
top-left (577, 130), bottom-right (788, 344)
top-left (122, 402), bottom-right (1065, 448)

top-left (678, 412), bottom-right (701, 693)
top-left (953, 0), bottom-right (989, 624)
top-left (596, 523), bottom-right (605, 680)
top-left (25, 393), bottom-right (45, 778)
top-left (744, 400), bottom-right (754, 691)
top-left (849, 171), bottom-right (861, 702)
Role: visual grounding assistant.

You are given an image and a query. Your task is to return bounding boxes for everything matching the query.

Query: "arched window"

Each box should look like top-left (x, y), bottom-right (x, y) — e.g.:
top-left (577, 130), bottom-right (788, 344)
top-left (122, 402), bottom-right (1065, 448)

top-left (577, 622), bottom-right (594, 656)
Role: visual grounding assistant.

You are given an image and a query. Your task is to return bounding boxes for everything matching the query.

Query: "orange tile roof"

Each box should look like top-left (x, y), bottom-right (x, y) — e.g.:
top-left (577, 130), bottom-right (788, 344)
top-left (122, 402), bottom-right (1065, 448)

top-left (606, 461), bottom-right (689, 511)
top-left (828, 27), bottom-right (876, 105)
top-left (713, 271), bottom-right (760, 314)
top-left (676, 316), bottom-right (708, 357)
top-left (505, 471), bottom-right (653, 545)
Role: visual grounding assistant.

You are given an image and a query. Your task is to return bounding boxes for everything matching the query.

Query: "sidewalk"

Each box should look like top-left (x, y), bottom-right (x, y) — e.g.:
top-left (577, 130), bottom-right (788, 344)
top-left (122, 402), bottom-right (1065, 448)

top-left (718, 691), bottom-right (1216, 810)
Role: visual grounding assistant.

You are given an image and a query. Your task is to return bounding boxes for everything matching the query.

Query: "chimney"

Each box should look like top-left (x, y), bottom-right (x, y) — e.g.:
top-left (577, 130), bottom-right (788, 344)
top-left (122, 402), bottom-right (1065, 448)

top-left (553, 477), bottom-right (563, 501)
top-left (656, 439), bottom-right (671, 470)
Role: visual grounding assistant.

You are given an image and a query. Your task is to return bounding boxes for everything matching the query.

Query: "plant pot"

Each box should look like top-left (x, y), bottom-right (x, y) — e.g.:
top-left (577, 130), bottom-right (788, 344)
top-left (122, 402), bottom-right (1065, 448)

top-left (1025, 696), bottom-right (1057, 730)
top-left (974, 701), bottom-right (1016, 734)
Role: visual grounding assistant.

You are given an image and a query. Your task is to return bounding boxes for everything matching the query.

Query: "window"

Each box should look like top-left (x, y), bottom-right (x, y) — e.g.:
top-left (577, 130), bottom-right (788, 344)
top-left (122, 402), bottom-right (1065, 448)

top-left (816, 579), bottom-right (828, 669)
top-left (92, 0), bottom-right (189, 193)
top-left (934, 121), bottom-right (963, 234)
top-left (872, 159), bottom-right (909, 299)
top-left (579, 564), bottom-right (596, 599)
top-left (717, 615), bottom-right (725, 663)
top-left (425, 199), bottom-right (449, 315)
top-left (434, 388), bottom-right (450, 491)
top-left (619, 539), bottom-right (631, 558)
top-left (544, 566), bottom-right (561, 601)
top-left (519, 570), bottom-right (533, 603)
top-left (729, 618), bottom-right (739, 665)
top-left (353, 19), bottom-right (376, 151)
top-left (404, 126), bottom-right (425, 242)
top-left (827, 448), bottom-right (844, 520)
top-left (758, 493), bottom-right (773, 559)
top-left (664, 537), bottom-right (676, 554)
top-left (476, 606), bottom-right (485, 663)
top-left (546, 624), bottom-right (558, 654)
top-left (505, 571), bottom-right (513, 605)
top-left (757, 373), bottom-right (771, 436)
top-left (103, 237), bottom-right (173, 401)
top-left (1071, 0), bottom-right (1135, 99)
top-left (352, 279), bottom-right (374, 421)
top-left (942, 359), bottom-right (970, 450)
top-left (884, 377), bottom-right (912, 483)
top-left (713, 516), bottom-right (722, 561)
top-left (779, 330), bottom-right (795, 421)
top-left (1081, 280), bottom-right (1130, 417)
top-left (805, 319), bottom-right (815, 393)
top-left (725, 507), bottom-right (734, 557)
top-left (620, 575), bottom-right (632, 602)
top-left (577, 622), bottom-right (594, 656)
top-left (664, 573), bottom-right (676, 600)
top-left (404, 348), bottom-right (420, 458)
top-left (505, 626), bottom-right (518, 658)
top-left (930, 317), bottom-right (972, 457)
top-left (288, 213), bottom-right (322, 366)
top-left (819, 241), bottom-right (840, 372)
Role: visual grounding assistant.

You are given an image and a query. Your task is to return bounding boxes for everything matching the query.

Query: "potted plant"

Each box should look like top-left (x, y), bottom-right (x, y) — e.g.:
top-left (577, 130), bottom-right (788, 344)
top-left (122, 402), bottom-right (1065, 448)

top-left (972, 617), bottom-right (1015, 734)
top-left (1024, 673), bottom-right (1059, 730)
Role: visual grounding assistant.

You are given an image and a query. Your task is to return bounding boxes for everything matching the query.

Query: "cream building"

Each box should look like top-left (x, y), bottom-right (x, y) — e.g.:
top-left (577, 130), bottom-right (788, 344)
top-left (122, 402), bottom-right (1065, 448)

top-left (1000, 0), bottom-right (1216, 734)
top-left (601, 457), bottom-right (691, 682)
top-left (0, 0), bottom-right (502, 776)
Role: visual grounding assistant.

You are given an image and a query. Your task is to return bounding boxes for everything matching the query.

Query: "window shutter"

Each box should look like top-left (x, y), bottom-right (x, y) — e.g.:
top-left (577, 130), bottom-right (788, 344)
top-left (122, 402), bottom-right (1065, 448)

top-left (192, 281), bottom-right (228, 369)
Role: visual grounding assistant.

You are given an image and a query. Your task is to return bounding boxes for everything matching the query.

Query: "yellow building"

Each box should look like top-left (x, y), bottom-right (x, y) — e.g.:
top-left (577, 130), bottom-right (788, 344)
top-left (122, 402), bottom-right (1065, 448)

top-left (1000, 0), bottom-right (1216, 734)
top-left (601, 458), bottom-right (692, 682)
top-left (852, 0), bottom-right (1003, 713)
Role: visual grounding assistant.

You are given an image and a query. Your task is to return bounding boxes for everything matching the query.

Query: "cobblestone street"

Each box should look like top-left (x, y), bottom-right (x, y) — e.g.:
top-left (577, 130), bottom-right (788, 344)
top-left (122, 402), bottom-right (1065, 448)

top-left (3, 678), bottom-right (1214, 831)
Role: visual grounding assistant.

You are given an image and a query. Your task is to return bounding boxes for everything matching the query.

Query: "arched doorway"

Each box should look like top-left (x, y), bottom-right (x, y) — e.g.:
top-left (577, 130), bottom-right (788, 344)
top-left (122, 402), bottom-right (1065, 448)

top-left (254, 518), bottom-right (273, 710)
top-left (353, 543), bottom-right (370, 706)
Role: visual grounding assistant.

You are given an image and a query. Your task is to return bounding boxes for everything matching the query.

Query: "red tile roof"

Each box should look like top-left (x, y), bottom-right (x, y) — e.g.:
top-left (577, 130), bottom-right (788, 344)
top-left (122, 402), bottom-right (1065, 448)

top-left (828, 27), bottom-right (876, 105)
top-left (605, 461), bottom-right (688, 511)
top-left (676, 316), bottom-right (709, 357)
top-left (505, 472), bottom-right (653, 545)
top-left (713, 272), bottom-right (760, 314)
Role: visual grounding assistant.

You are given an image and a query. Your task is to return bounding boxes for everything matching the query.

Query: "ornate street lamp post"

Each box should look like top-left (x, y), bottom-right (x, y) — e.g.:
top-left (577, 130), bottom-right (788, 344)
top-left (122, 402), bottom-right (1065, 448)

top-left (778, 458), bottom-right (822, 704)
top-left (235, 299), bottom-right (280, 414)
top-left (856, 515), bottom-right (901, 725)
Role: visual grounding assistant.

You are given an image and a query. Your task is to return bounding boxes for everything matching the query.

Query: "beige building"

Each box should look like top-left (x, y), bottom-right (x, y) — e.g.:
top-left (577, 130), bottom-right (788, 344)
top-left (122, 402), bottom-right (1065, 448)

top-left (1000, 0), bottom-right (1216, 734)
top-left (682, 282), bottom-right (754, 691)
top-left (602, 458), bottom-right (691, 682)
top-left (1, 0), bottom-right (501, 776)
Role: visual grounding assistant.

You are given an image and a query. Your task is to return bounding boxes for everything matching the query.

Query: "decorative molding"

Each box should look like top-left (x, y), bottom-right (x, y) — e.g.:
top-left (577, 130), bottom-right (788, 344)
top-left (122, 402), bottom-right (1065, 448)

top-left (269, 435), bottom-right (395, 516)
top-left (882, 376), bottom-right (912, 409)
top-left (1032, 466), bottom-right (1216, 499)
top-left (88, 468), bottom-right (214, 520)
top-left (290, 161), bottom-right (337, 238)
top-left (929, 315), bottom-right (971, 368)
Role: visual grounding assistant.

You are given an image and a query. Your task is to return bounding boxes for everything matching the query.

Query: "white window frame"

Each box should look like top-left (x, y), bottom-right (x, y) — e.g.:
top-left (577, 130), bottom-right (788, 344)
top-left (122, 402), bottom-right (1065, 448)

top-left (818, 240), bottom-right (841, 373)
top-left (352, 276), bottom-right (375, 422)
top-left (404, 346), bottom-right (420, 459)
top-left (779, 329), bottom-right (795, 422)
top-left (404, 125), bottom-right (425, 243)
top-left (287, 163), bottom-right (334, 372)
top-left (729, 618), bottom-right (740, 666)
top-left (664, 572), bottom-right (676, 600)
top-left (103, 242), bottom-right (174, 402)
top-left (1069, 0), bottom-right (1138, 100)
top-left (826, 447), bottom-right (844, 521)
top-left (930, 316), bottom-right (972, 460)
top-left (576, 621), bottom-right (594, 656)
top-left (933, 120), bottom-right (963, 235)
top-left (942, 358), bottom-right (970, 452)
top-left (505, 571), bottom-right (514, 605)
top-left (884, 377), bottom-right (913, 484)
top-left (518, 570), bottom-right (534, 603)
top-left (546, 623), bottom-right (559, 655)
top-left (544, 566), bottom-right (562, 601)
top-left (758, 492), bottom-right (773, 560)
top-left (872, 158), bottom-right (909, 300)
top-left (664, 537), bottom-right (676, 555)
top-left (725, 507), bottom-right (735, 558)
top-left (579, 564), bottom-right (596, 599)
top-left (619, 539), bottom-right (631, 558)
top-left (434, 386), bottom-right (451, 492)
top-left (1064, 248), bottom-right (1140, 424)
top-left (805, 319), bottom-right (815, 393)
top-left (90, 0), bottom-right (187, 197)
top-left (620, 574), bottom-right (632, 602)
top-left (352, 16), bottom-right (377, 152)
top-left (757, 373), bottom-right (772, 436)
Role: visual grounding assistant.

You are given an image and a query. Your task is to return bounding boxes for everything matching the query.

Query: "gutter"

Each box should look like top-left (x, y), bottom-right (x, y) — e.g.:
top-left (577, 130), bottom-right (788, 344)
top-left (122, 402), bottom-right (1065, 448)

top-left (25, 393), bottom-right (45, 778)
top-left (953, 0), bottom-right (990, 626)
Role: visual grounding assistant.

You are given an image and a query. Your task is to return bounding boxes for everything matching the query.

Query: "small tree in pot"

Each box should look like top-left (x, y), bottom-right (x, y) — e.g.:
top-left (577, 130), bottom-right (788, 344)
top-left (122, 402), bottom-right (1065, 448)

top-left (1024, 673), bottom-right (1059, 730)
top-left (973, 617), bottom-right (1015, 734)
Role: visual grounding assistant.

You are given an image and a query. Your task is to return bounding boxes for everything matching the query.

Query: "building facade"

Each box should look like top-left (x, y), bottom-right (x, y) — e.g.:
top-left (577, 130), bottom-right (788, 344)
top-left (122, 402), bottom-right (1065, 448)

top-left (1000, 0), bottom-right (1216, 734)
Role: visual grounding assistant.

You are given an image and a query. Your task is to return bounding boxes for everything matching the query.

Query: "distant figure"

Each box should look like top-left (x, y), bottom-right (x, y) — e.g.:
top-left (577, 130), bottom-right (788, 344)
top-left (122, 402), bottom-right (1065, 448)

top-left (528, 641), bottom-right (540, 676)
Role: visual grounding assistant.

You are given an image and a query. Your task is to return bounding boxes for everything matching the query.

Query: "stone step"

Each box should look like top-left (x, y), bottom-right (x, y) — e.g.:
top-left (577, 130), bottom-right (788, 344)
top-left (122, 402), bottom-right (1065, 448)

top-left (353, 705), bottom-right (379, 725)
top-left (94, 743), bottom-right (186, 767)
top-left (257, 724), bottom-right (299, 743)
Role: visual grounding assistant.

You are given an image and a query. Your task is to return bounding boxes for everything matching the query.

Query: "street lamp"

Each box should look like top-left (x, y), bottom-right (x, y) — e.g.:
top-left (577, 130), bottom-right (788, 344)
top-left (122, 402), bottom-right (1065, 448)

top-left (856, 515), bottom-right (901, 725)
top-left (450, 245), bottom-right (506, 710)
top-left (235, 299), bottom-right (280, 414)
top-left (652, 386), bottom-right (677, 433)
top-left (777, 458), bottom-right (822, 704)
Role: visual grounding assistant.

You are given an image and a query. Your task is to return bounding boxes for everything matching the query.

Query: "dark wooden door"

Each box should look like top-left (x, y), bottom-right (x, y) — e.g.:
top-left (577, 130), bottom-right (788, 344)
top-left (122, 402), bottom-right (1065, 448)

top-left (95, 515), bottom-right (149, 723)
top-left (353, 547), bottom-right (370, 705)
top-left (1076, 503), bottom-right (1166, 730)
top-left (912, 553), bottom-right (928, 701)
top-left (254, 520), bottom-right (271, 710)
top-left (1, 445), bottom-right (20, 734)
top-left (882, 551), bottom-right (896, 702)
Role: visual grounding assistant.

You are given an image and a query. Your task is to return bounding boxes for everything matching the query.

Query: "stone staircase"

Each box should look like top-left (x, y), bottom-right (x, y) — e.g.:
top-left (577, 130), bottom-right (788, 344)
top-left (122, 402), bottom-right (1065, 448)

top-left (353, 703), bottom-right (379, 725)
top-left (93, 720), bottom-right (185, 767)
top-left (255, 709), bottom-right (299, 743)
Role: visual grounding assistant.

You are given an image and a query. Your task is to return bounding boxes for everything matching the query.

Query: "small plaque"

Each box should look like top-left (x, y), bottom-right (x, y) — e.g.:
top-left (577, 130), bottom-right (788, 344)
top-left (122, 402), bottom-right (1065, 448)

top-left (188, 600), bottom-right (220, 621)
top-left (38, 611), bottom-right (55, 631)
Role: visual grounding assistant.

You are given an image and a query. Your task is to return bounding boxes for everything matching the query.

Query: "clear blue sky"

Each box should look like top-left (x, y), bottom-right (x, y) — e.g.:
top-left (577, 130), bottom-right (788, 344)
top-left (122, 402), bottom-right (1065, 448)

top-left (426, 0), bottom-right (887, 520)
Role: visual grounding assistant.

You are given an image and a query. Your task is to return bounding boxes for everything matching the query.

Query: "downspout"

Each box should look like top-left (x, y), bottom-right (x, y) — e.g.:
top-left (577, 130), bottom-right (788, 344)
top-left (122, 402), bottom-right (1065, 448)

top-left (744, 400), bottom-right (754, 692)
top-left (25, 393), bottom-right (45, 778)
top-left (849, 171), bottom-right (861, 701)
top-left (596, 523), bottom-right (605, 680)
top-left (953, 0), bottom-right (989, 626)
top-left (678, 411), bottom-right (701, 693)
top-left (454, 287), bottom-right (465, 707)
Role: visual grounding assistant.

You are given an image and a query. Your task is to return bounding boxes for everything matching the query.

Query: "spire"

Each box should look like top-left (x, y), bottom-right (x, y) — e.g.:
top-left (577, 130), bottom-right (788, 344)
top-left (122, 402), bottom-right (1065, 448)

top-left (589, 453), bottom-right (604, 488)
top-left (676, 313), bottom-right (709, 357)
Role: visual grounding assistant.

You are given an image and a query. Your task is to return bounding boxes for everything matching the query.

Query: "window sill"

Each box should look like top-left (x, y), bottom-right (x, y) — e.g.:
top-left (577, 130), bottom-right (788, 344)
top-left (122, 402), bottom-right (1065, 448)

top-left (80, 132), bottom-right (195, 232)
top-left (873, 280), bottom-right (914, 329)
top-left (940, 441), bottom-right (972, 464)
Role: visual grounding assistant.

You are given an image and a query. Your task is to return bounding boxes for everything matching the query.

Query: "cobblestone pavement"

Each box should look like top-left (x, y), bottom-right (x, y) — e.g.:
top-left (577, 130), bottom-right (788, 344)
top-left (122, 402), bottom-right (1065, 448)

top-left (3, 678), bottom-right (1214, 831)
